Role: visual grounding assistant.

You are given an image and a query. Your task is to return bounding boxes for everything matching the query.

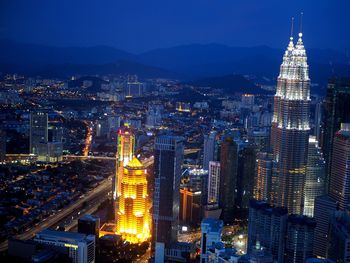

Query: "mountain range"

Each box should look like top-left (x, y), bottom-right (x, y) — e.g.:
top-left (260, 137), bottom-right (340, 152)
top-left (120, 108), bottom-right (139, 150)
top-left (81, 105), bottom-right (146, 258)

top-left (1, 39), bottom-right (349, 93)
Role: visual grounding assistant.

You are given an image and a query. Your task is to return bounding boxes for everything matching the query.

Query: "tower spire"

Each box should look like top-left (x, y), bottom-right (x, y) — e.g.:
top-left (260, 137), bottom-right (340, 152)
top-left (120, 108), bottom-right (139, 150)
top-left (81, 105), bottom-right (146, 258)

top-left (287, 17), bottom-right (295, 50)
top-left (299, 12), bottom-right (303, 36)
top-left (290, 16), bottom-right (294, 41)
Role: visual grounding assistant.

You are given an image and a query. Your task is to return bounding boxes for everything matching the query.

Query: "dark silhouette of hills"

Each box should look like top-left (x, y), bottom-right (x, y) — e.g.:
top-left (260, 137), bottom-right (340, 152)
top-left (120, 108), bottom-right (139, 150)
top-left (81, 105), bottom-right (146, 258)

top-left (189, 74), bottom-right (271, 95)
top-left (1, 39), bottom-right (349, 94)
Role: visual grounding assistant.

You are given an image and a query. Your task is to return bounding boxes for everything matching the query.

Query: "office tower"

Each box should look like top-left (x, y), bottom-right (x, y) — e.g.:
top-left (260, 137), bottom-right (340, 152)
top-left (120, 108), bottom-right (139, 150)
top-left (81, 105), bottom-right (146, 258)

top-left (323, 78), bottom-right (350, 190)
top-left (313, 195), bottom-right (337, 258)
top-left (0, 130), bottom-right (6, 162)
top-left (219, 137), bottom-right (238, 222)
top-left (329, 123), bottom-right (350, 209)
top-left (254, 152), bottom-right (273, 202)
top-left (78, 214), bottom-right (100, 238)
top-left (271, 28), bottom-right (310, 214)
top-left (29, 111), bottom-right (48, 154)
top-left (200, 218), bottom-right (223, 263)
top-left (153, 135), bottom-right (184, 247)
top-left (237, 144), bottom-right (256, 208)
top-left (114, 126), bottom-right (135, 201)
top-left (303, 136), bottom-right (326, 217)
top-left (203, 131), bottom-right (217, 170)
top-left (116, 157), bottom-right (150, 243)
top-left (248, 242), bottom-right (274, 263)
top-left (125, 75), bottom-right (143, 98)
top-left (34, 229), bottom-right (95, 263)
top-left (145, 105), bottom-right (162, 129)
top-left (285, 215), bottom-right (316, 263)
top-left (327, 210), bottom-right (350, 262)
top-left (207, 161), bottom-right (221, 205)
top-left (314, 100), bottom-right (323, 143)
top-left (180, 187), bottom-right (201, 226)
top-left (248, 200), bottom-right (287, 263)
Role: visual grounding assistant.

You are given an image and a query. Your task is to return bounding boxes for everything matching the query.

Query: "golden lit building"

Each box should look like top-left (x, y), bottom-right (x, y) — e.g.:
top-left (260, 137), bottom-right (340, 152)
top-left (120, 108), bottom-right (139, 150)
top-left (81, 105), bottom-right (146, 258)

top-left (114, 126), bottom-right (135, 201)
top-left (117, 157), bottom-right (150, 243)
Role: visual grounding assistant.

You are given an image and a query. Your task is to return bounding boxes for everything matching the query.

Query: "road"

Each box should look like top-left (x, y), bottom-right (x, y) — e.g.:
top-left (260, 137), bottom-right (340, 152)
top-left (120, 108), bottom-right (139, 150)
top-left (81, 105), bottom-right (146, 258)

top-left (0, 176), bottom-right (112, 252)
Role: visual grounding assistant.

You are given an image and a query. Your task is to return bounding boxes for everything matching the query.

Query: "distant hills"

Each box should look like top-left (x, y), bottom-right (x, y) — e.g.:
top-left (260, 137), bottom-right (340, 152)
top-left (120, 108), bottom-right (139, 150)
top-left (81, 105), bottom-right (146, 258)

top-left (189, 74), bottom-right (271, 95)
top-left (1, 39), bottom-right (349, 94)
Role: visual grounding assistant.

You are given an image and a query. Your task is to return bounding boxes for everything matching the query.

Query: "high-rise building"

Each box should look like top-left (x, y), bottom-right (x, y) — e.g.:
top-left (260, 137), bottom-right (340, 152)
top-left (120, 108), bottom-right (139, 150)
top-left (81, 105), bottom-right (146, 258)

top-left (207, 161), bottom-right (220, 205)
top-left (114, 126), bottom-right (135, 202)
top-left (285, 215), bottom-right (316, 263)
top-left (153, 135), bottom-right (184, 248)
top-left (116, 157), bottom-right (150, 243)
top-left (313, 195), bottom-right (337, 258)
top-left (34, 229), bottom-right (95, 263)
top-left (303, 136), bottom-right (325, 217)
top-left (78, 214), bottom-right (100, 238)
top-left (200, 218), bottom-right (223, 263)
top-left (271, 28), bottom-right (310, 214)
top-left (237, 144), bottom-right (256, 208)
top-left (203, 131), bottom-right (217, 170)
top-left (125, 75), bottom-right (144, 98)
top-left (322, 78), bottom-right (350, 190)
top-left (219, 137), bottom-right (238, 222)
top-left (30, 111), bottom-right (48, 154)
top-left (254, 152), bottom-right (273, 202)
top-left (314, 100), bottom-right (323, 143)
top-left (327, 210), bottom-right (350, 262)
top-left (329, 123), bottom-right (350, 210)
top-left (248, 199), bottom-right (287, 263)
top-left (180, 187), bottom-right (201, 226)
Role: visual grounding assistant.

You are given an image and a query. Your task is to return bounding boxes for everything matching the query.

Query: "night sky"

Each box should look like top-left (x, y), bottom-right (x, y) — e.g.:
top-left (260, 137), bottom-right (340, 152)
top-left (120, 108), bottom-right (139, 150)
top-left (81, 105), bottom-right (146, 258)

top-left (1, 0), bottom-right (349, 53)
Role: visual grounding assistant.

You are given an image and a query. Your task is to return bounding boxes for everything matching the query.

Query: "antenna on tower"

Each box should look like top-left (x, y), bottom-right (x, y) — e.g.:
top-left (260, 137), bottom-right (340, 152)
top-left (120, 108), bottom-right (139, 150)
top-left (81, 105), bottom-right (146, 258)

top-left (299, 12), bottom-right (303, 37)
top-left (290, 17), bottom-right (294, 40)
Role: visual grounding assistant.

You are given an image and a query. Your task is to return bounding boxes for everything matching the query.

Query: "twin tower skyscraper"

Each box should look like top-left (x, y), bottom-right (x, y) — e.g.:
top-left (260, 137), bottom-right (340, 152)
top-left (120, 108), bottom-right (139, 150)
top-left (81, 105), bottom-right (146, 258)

top-left (271, 17), bottom-right (311, 214)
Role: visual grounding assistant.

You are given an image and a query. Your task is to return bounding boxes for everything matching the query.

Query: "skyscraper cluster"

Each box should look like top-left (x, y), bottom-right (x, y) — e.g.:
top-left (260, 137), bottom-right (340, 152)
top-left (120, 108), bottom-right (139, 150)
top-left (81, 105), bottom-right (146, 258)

top-left (246, 18), bottom-right (350, 262)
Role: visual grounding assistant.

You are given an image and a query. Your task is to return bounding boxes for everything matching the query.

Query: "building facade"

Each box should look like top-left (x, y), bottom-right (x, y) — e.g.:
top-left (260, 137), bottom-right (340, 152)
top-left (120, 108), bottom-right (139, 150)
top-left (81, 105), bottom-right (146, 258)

top-left (303, 136), bottom-right (325, 217)
top-left (329, 123), bottom-right (350, 210)
top-left (203, 131), bottom-right (217, 170)
top-left (116, 157), bottom-right (150, 243)
top-left (34, 229), bottom-right (95, 263)
top-left (322, 78), bottom-right (350, 191)
top-left (271, 31), bottom-right (310, 214)
top-left (219, 137), bottom-right (238, 222)
top-left (152, 135), bottom-right (184, 248)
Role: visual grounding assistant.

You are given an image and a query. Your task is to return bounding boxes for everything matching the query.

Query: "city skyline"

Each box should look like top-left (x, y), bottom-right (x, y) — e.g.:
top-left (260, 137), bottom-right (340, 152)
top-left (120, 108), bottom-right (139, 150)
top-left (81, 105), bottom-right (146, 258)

top-left (1, 2), bottom-right (350, 262)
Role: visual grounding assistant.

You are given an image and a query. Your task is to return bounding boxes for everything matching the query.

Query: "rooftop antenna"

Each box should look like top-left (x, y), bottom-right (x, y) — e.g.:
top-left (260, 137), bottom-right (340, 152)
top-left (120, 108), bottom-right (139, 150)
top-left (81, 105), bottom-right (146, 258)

top-left (299, 12), bottom-right (303, 37)
top-left (290, 17), bottom-right (294, 41)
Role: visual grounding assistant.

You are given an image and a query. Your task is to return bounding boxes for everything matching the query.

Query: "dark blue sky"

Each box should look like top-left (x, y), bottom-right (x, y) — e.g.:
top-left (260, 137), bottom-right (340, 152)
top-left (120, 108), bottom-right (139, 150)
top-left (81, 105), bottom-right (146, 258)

top-left (1, 0), bottom-right (349, 53)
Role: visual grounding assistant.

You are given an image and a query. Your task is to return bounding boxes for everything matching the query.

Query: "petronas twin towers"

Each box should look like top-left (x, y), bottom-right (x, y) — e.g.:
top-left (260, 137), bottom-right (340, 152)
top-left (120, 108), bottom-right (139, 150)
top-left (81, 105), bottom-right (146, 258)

top-left (271, 19), bottom-right (310, 214)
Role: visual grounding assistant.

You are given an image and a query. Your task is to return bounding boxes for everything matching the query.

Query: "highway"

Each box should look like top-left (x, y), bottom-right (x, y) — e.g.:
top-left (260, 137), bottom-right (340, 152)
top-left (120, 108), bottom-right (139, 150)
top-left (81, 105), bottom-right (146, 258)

top-left (0, 176), bottom-right (112, 252)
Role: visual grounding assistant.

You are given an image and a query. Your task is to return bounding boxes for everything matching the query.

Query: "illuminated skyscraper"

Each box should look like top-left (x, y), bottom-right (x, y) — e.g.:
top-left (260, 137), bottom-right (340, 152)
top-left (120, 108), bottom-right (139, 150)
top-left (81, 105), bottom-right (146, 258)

top-left (114, 126), bottom-right (135, 200)
top-left (207, 161), bottom-right (221, 205)
top-left (271, 23), bottom-right (310, 214)
top-left (303, 136), bottom-right (325, 217)
top-left (116, 157), bottom-right (150, 243)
